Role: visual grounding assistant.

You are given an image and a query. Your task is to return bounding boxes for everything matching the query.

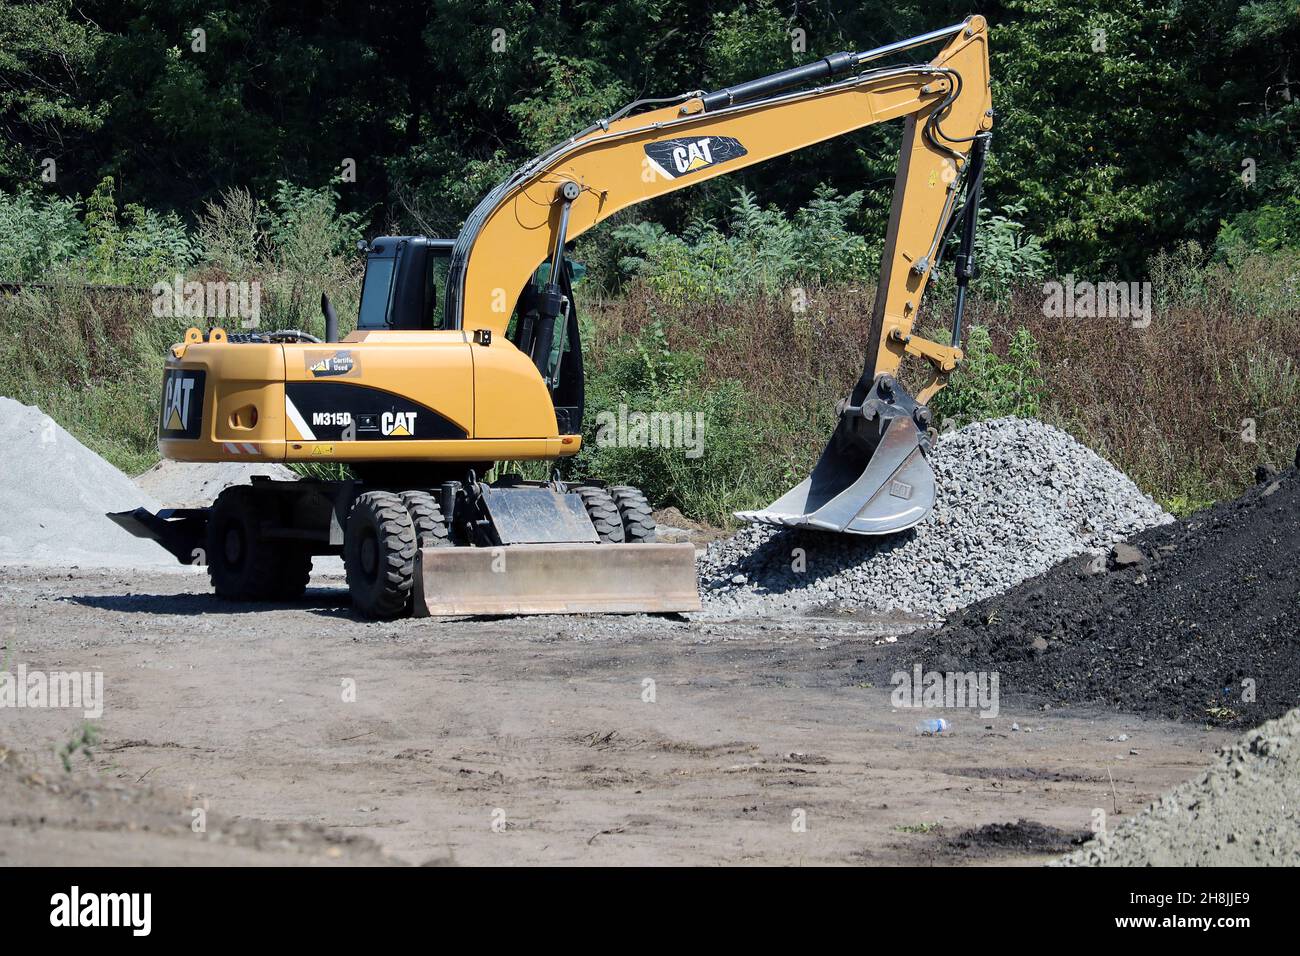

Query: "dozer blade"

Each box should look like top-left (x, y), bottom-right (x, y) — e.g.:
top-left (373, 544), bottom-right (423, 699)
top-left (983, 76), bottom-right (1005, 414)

top-left (735, 375), bottom-right (936, 536)
top-left (413, 542), bottom-right (701, 617)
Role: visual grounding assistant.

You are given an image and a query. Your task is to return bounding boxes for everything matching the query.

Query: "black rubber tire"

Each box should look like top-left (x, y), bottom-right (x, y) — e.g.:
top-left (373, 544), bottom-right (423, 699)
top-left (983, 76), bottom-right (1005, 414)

top-left (344, 490), bottom-right (417, 618)
top-left (273, 546), bottom-right (313, 600)
top-left (575, 486), bottom-right (625, 543)
top-left (610, 485), bottom-right (658, 543)
top-left (207, 486), bottom-right (282, 600)
top-left (399, 490), bottom-right (451, 549)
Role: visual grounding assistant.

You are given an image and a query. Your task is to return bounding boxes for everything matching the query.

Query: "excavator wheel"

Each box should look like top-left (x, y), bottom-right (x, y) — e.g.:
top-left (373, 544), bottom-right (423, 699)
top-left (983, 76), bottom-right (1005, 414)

top-left (609, 485), bottom-right (657, 543)
top-left (273, 546), bottom-right (314, 599)
top-left (575, 486), bottom-right (626, 543)
top-left (345, 490), bottom-right (418, 619)
top-left (206, 486), bottom-right (312, 601)
top-left (399, 490), bottom-right (451, 549)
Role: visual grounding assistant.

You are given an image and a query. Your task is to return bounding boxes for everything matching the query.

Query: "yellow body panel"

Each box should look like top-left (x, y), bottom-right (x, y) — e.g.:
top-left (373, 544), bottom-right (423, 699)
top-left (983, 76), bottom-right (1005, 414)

top-left (468, 334), bottom-right (565, 438)
top-left (282, 331), bottom-right (475, 435)
top-left (159, 331), bottom-right (580, 464)
top-left (159, 342), bottom-right (286, 462)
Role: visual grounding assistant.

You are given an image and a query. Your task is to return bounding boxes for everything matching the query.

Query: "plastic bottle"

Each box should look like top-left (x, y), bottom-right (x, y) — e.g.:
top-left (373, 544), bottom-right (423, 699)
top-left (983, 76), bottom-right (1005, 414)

top-left (916, 718), bottom-right (950, 735)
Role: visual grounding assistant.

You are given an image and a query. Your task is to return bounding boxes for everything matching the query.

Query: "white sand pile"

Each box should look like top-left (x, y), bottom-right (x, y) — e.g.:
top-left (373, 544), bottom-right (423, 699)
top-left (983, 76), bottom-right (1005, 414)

top-left (0, 397), bottom-right (173, 568)
top-left (1058, 706), bottom-right (1300, 866)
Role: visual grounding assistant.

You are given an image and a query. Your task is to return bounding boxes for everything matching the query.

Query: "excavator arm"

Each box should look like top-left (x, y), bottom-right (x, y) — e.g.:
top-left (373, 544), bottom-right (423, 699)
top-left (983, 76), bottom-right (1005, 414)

top-left (448, 16), bottom-right (992, 410)
top-left (443, 16), bottom-right (994, 537)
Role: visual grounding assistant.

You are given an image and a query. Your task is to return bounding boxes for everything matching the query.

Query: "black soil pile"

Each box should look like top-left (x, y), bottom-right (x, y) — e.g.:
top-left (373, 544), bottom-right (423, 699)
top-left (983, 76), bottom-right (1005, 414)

top-left (948, 820), bottom-right (1088, 858)
top-left (892, 466), bottom-right (1300, 726)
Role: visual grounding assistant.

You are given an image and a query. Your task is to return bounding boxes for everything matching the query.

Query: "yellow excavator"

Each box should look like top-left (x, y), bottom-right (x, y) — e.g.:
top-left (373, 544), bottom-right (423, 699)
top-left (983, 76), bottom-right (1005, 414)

top-left (110, 16), bottom-right (993, 618)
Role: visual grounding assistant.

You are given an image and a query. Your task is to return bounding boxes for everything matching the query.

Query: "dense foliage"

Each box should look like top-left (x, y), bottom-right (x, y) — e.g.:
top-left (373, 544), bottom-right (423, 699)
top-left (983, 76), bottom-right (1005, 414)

top-left (2, 0), bottom-right (1296, 274)
top-left (1, 0), bottom-right (1297, 522)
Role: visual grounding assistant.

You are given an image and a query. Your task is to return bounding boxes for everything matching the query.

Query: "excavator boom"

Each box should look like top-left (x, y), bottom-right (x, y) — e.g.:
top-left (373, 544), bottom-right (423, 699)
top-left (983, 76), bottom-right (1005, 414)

top-left (448, 16), bottom-right (993, 536)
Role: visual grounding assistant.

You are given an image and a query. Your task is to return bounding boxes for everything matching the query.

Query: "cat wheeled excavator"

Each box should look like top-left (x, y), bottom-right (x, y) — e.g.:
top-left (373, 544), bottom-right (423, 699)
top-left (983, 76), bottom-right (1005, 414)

top-left (110, 16), bottom-right (993, 618)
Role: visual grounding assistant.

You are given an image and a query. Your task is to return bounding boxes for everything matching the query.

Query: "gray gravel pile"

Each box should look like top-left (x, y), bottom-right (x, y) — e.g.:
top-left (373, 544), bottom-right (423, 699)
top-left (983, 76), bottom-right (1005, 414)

top-left (135, 459), bottom-right (296, 507)
top-left (1057, 706), bottom-right (1300, 866)
top-left (698, 418), bottom-right (1170, 619)
top-left (0, 397), bottom-right (173, 568)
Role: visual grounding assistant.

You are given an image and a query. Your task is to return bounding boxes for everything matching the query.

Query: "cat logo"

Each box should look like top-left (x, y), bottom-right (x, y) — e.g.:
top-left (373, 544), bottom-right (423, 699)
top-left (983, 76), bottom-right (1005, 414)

top-left (644, 136), bottom-right (747, 180)
top-left (381, 411), bottom-right (418, 437)
top-left (159, 369), bottom-right (205, 439)
top-left (164, 384), bottom-right (191, 431)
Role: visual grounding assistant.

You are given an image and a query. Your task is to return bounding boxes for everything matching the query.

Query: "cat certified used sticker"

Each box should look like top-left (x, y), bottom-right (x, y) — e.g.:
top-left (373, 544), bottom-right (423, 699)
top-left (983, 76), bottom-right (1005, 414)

top-left (644, 136), bottom-right (747, 180)
top-left (305, 350), bottom-right (357, 378)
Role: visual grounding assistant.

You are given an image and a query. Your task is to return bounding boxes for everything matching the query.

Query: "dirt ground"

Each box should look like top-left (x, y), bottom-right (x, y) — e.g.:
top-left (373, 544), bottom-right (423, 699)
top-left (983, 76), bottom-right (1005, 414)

top-left (0, 566), bottom-right (1231, 866)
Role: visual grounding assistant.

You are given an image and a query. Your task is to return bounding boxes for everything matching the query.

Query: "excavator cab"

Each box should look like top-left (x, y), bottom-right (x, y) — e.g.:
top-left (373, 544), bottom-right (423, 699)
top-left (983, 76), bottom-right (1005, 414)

top-left (356, 236), bottom-right (455, 331)
top-left (352, 237), bottom-right (588, 434)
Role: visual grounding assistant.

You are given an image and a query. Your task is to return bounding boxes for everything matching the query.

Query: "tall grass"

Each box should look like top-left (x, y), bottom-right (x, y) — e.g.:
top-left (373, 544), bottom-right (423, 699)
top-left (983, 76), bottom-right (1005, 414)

top-left (968, 292), bottom-right (1300, 514)
top-left (3, 183), bottom-right (1296, 521)
top-left (0, 183), bottom-right (362, 475)
top-left (584, 268), bottom-right (1300, 520)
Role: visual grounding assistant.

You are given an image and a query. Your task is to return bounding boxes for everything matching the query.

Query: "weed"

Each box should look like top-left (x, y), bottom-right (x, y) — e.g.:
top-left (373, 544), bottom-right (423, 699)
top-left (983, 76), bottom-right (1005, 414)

top-left (58, 722), bottom-right (100, 773)
top-left (895, 822), bottom-right (941, 834)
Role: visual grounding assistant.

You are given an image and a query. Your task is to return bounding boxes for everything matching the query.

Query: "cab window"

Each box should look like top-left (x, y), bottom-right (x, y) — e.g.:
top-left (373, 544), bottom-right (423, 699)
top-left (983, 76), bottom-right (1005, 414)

top-left (358, 255), bottom-right (397, 329)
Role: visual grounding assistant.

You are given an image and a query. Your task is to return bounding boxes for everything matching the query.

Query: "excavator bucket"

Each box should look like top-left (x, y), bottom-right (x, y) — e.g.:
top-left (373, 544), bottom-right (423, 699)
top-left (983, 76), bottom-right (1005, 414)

top-left (414, 542), bottom-right (701, 616)
top-left (735, 374), bottom-right (936, 535)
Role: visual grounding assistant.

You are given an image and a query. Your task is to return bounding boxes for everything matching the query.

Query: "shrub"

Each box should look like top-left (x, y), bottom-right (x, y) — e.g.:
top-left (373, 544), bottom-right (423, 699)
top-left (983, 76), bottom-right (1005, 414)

top-left (575, 320), bottom-right (774, 526)
top-left (0, 190), bottom-right (84, 282)
top-left (258, 182), bottom-right (365, 333)
top-left (613, 185), bottom-right (877, 301)
top-left (928, 324), bottom-right (1046, 428)
top-left (926, 200), bottom-right (1050, 306)
top-left (975, 201), bottom-right (1050, 301)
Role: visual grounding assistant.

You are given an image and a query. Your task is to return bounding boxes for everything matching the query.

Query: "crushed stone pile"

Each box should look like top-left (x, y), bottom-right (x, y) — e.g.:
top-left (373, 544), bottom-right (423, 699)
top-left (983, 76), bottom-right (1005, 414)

top-left (1057, 705), bottom-right (1300, 866)
top-left (135, 458), bottom-right (296, 508)
top-left (0, 397), bottom-right (172, 568)
top-left (898, 465), bottom-right (1300, 725)
top-left (697, 418), bottom-right (1170, 619)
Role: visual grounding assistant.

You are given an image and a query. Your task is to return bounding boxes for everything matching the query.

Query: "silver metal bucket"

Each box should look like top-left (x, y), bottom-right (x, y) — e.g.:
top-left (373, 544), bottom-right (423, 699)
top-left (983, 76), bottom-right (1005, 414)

top-left (735, 375), bottom-right (935, 536)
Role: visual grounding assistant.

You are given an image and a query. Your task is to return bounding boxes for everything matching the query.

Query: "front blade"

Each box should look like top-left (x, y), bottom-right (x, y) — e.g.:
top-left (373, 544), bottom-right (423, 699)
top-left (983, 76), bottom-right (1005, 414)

top-left (414, 542), bottom-right (701, 616)
top-left (735, 417), bottom-right (935, 535)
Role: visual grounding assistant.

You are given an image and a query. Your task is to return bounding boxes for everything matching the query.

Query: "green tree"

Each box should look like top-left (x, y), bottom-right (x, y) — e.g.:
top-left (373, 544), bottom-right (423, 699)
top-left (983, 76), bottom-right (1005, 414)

top-left (0, 0), bottom-right (107, 184)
